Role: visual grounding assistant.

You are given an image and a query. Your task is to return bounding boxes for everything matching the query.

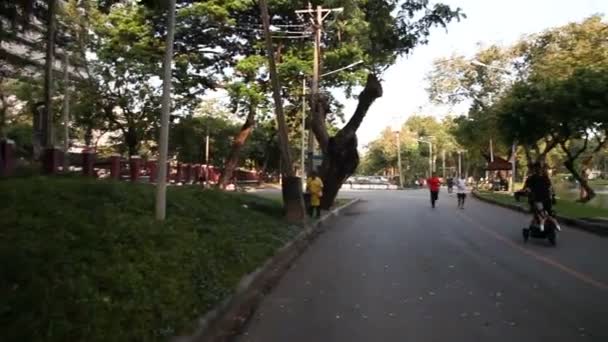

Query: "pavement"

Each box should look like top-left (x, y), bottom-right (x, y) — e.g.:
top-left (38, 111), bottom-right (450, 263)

top-left (236, 189), bottom-right (608, 342)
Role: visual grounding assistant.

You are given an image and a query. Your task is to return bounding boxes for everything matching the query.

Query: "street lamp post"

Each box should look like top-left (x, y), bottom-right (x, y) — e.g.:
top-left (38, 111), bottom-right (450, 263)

top-left (457, 150), bottom-right (467, 179)
top-left (394, 130), bottom-right (403, 188)
top-left (301, 77), bottom-right (306, 182)
top-left (442, 149), bottom-right (446, 179)
top-left (458, 151), bottom-right (462, 178)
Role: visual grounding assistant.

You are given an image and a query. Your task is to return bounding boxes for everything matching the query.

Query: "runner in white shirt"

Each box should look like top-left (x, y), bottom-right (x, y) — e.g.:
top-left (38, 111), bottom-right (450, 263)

top-left (456, 176), bottom-right (468, 209)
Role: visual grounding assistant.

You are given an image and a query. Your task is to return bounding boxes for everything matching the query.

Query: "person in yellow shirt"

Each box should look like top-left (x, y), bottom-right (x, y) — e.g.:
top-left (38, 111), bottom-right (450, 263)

top-left (306, 170), bottom-right (324, 218)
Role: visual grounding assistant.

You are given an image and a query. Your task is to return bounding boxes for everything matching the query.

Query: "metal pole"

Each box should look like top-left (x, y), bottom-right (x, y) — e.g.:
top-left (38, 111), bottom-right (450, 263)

top-left (442, 149), bottom-right (446, 179)
top-left (428, 142), bottom-right (433, 177)
top-left (396, 131), bottom-right (403, 188)
top-left (62, 54), bottom-right (70, 172)
top-left (301, 77), bottom-right (306, 180)
top-left (43, 0), bottom-right (57, 148)
top-left (510, 141), bottom-right (516, 193)
top-left (205, 127), bottom-right (210, 187)
top-left (458, 151), bottom-right (462, 178)
top-left (155, 0), bottom-right (176, 220)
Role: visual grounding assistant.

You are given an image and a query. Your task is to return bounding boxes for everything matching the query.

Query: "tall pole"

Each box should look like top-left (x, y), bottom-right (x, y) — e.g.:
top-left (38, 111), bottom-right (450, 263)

top-left (396, 131), bottom-right (403, 188)
top-left (62, 54), bottom-right (70, 172)
top-left (205, 125), bottom-right (210, 187)
top-left (43, 0), bottom-right (57, 148)
top-left (259, 0), bottom-right (294, 176)
top-left (442, 149), bottom-right (446, 179)
top-left (307, 5), bottom-right (322, 173)
top-left (429, 141), bottom-right (433, 175)
top-left (458, 151), bottom-right (462, 178)
top-left (301, 77), bottom-right (306, 180)
top-left (510, 141), bottom-right (516, 193)
top-left (296, 4), bottom-right (343, 173)
top-left (155, 0), bottom-right (176, 220)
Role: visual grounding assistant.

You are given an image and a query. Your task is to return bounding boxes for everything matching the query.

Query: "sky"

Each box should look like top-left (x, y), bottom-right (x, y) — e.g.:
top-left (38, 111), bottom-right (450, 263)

top-left (338, 0), bottom-right (608, 149)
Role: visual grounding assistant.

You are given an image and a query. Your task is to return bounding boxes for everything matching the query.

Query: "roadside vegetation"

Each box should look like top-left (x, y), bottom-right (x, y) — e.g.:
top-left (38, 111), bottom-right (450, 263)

top-left (0, 177), bottom-right (297, 342)
top-left (476, 190), bottom-right (608, 220)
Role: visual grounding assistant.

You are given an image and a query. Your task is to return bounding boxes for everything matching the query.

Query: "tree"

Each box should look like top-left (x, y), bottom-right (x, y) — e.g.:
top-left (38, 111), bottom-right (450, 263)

top-left (313, 1), bottom-right (464, 209)
top-left (496, 68), bottom-right (608, 201)
top-left (185, 0), bottom-right (462, 208)
top-left (426, 45), bottom-right (514, 164)
top-left (361, 115), bottom-right (460, 181)
top-left (218, 55), bottom-right (270, 188)
top-left (493, 16), bottom-right (608, 201)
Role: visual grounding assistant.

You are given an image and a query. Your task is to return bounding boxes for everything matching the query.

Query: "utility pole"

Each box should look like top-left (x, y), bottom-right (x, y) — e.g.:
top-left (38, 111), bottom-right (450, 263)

top-left (510, 141), bottom-right (516, 193)
top-left (62, 54), bottom-right (70, 172)
top-left (396, 130), bottom-right (403, 188)
top-left (458, 151), bottom-right (462, 178)
top-left (43, 0), bottom-right (57, 148)
top-left (442, 149), bottom-right (446, 179)
top-left (155, 0), bottom-right (176, 220)
top-left (295, 4), bottom-right (343, 173)
top-left (301, 77), bottom-right (306, 181)
top-left (430, 142), bottom-right (433, 175)
top-left (205, 124), bottom-right (210, 188)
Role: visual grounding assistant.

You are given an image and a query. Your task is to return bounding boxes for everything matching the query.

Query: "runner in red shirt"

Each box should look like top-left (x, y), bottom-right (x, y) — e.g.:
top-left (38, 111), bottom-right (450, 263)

top-left (427, 172), bottom-right (441, 208)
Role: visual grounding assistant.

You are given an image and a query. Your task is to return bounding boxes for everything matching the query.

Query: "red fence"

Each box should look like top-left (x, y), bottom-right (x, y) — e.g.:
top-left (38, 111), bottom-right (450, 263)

top-left (0, 141), bottom-right (259, 185)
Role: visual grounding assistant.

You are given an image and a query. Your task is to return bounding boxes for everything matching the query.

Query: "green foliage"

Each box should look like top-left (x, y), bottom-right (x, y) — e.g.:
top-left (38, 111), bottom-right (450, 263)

top-left (170, 115), bottom-right (239, 165)
top-left (493, 16), bottom-right (608, 164)
top-left (0, 177), bottom-right (297, 342)
top-left (6, 123), bottom-right (33, 158)
top-left (432, 15), bottom-right (608, 183)
top-left (360, 115), bottom-right (460, 179)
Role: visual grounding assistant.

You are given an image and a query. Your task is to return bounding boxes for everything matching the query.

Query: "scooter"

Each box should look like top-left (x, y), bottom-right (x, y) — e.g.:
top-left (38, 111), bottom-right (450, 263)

top-left (522, 203), bottom-right (559, 246)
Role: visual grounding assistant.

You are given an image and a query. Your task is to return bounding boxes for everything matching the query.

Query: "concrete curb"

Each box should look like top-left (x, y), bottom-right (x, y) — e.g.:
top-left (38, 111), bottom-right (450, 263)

top-left (472, 192), bottom-right (607, 237)
top-left (173, 198), bottom-right (362, 342)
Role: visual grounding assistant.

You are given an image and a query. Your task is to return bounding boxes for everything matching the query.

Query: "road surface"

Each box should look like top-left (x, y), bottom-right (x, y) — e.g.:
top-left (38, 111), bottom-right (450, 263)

top-left (238, 189), bottom-right (608, 342)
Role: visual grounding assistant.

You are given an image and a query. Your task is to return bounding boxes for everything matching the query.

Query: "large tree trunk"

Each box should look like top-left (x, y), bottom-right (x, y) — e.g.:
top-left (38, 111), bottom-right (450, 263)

top-left (218, 105), bottom-right (256, 189)
top-left (564, 159), bottom-right (595, 202)
top-left (259, 0), bottom-right (303, 222)
top-left (317, 75), bottom-right (383, 209)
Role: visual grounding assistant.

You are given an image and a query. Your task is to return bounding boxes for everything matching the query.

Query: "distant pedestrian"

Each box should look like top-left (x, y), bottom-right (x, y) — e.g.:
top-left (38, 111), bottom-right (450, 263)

top-left (447, 176), bottom-right (454, 194)
top-left (456, 176), bottom-right (468, 209)
top-left (306, 170), bottom-right (324, 218)
top-left (427, 172), bottom-right (441, 208)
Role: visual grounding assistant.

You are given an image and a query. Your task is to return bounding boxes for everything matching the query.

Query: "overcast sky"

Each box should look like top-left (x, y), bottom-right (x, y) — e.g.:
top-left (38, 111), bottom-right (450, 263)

top-left (338, 0), bottom-right (608, 148)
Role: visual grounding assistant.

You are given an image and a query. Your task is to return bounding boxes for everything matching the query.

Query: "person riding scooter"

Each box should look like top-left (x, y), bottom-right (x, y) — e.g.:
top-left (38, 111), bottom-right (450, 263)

top-left (523, 162), bottom-right (561, 232)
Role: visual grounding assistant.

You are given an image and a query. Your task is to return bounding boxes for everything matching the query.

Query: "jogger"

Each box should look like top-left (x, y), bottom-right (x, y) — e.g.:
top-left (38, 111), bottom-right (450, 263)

top-left (427, 173), bottom-right (441, 208)
top-left (456, 176), bottom-right (468, 209)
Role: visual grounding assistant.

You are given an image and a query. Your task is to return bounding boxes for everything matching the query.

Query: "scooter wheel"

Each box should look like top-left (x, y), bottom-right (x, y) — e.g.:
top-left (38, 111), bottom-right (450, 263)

top-left (522, 228), bottom-right (530, 243)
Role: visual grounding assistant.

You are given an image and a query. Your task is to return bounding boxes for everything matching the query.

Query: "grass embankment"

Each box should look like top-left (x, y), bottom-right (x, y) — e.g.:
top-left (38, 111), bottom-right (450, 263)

top-left (0, 177), bottom-right (298, 342)
top-left (476, 191), bottom-right (608, 219)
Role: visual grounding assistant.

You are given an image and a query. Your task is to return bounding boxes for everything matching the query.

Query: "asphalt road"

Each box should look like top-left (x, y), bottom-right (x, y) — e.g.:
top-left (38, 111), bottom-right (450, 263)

top-left (237, 189), bottom-right (608, 342)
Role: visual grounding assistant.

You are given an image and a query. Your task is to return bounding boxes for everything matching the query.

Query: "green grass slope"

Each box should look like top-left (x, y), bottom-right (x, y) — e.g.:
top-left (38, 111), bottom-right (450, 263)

top-left (0, 177), bottom-right (298, 342)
